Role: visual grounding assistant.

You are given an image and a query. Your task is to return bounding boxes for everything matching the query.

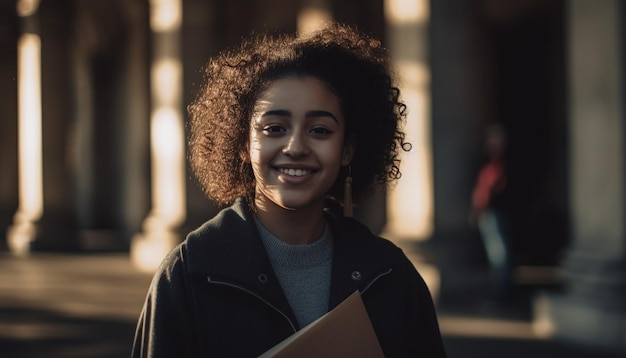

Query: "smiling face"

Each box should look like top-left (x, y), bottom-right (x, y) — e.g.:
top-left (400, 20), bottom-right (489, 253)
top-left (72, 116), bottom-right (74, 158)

top-left (249, 76), bottom-right (354, 214)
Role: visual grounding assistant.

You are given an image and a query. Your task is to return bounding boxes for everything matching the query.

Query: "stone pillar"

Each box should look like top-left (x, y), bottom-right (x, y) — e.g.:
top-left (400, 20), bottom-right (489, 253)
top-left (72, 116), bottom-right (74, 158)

top-left (70, 1), bottom-right (151, 250)
top-left (297, 0), bottom-right (332, 35)
top-left (382, 0), bottom-right (433, 241)
top-left (131, 0), bottom-right (186, 272)
top-left (7, 0), bottom-right (43, 255)
top-left (534, 0), bottom-right (626, 353)
top-left (429, 0), bottom-right (490, 241)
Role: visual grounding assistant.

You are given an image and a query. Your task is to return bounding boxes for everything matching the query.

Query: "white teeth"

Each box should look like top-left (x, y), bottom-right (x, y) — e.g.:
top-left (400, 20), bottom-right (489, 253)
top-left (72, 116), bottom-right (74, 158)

top-left (280, 168), bottom-right (310, 176)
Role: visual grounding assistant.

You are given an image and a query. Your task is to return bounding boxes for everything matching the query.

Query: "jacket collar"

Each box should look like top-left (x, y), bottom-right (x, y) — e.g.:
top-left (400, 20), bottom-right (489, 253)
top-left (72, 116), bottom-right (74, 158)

top-left (183, 197), bottom-right (398, 311)
top-left (326, 211), bottom-right (397, 309)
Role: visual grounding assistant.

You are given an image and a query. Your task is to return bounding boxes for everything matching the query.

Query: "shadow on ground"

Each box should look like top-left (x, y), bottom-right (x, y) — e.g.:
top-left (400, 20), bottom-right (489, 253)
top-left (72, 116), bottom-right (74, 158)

top-left (0, 307), bottom-right (136, 358)
top-left (443, 336), bottom-right (625, 358)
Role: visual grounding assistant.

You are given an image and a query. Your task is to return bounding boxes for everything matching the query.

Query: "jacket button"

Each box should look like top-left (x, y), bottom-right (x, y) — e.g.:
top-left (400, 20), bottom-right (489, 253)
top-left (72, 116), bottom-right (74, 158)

top-left (351, 271), bottom-right (362, 281)
top-left (258, 274), bottom-right (268, 283)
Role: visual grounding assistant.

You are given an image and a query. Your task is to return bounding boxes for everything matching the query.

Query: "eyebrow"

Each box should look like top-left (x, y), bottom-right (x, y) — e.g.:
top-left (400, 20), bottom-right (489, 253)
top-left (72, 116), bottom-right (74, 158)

top-left (262, 109), bottom-right (338, 123)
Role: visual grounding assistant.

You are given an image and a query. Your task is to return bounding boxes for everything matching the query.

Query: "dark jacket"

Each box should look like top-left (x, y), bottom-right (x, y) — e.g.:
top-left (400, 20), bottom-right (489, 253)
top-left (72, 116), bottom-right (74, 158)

top-left (132, 198), bottom-right (446, 357)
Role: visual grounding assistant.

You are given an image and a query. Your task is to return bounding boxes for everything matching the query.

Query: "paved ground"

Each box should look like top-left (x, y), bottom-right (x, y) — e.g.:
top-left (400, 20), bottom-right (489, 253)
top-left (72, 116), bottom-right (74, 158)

top-left (0, 250), bottom-right (622, 358)
top-left (0, 252), bottom-right (151, 358)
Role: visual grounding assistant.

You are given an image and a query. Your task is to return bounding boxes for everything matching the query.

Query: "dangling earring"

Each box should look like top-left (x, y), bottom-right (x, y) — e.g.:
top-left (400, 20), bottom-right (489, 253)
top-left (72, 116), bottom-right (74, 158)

top-left (343, 165), bottom-right (353, 218)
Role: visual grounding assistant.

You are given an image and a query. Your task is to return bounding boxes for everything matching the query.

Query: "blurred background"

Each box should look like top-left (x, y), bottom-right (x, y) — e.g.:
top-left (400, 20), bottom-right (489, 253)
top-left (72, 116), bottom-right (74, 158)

top-left (1, 0), bottom-right (625, 357)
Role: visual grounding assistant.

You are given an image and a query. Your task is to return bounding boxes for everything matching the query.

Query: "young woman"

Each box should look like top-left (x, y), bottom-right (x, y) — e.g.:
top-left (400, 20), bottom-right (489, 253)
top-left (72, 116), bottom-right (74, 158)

top-left (132, 23), bottom-right (446, 357)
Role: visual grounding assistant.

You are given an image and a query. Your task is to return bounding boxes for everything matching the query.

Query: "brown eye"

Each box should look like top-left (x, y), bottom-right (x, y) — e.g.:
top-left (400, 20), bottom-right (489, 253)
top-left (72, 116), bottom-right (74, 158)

top-left (310, 127), bottom-right (333, 136)
top-left (263, 124), bottom-right (286, 134)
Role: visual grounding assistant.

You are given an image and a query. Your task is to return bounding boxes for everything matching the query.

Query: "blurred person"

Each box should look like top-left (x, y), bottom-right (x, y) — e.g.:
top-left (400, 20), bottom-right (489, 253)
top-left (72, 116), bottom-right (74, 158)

top-left (470, 123), bottom-right (513, 300)
top-left (132, 23), bottom-right (446, 357)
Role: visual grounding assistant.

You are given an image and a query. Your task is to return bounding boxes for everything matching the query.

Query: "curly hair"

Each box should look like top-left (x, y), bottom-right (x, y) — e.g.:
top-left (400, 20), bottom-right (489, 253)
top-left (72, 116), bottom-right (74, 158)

top-left (188, 23), bottom-right (410, 208)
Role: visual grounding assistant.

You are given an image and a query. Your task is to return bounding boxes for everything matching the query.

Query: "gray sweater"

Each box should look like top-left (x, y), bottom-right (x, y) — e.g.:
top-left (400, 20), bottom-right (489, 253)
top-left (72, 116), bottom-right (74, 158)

top-left (255, 219), bottom-right (333, 327)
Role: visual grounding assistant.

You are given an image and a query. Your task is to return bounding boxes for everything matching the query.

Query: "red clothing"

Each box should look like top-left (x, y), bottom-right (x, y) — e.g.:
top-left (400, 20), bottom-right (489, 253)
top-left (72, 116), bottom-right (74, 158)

top-left (472, 159), bottom-right (506, 211)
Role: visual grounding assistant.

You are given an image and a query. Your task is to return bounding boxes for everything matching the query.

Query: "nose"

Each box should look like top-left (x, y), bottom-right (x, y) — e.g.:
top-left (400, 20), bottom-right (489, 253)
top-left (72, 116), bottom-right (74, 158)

top-left (282, 131), bottom-right (309, 157)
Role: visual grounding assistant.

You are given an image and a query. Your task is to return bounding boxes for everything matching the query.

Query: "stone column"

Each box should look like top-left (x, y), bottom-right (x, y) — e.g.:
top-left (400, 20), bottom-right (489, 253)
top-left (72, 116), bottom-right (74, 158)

top-left (9, 0), bottom-right (79, 253)
top-left (7, 0), bottom-right (43, 255)
top-left (382, 0), bottom-right (433, 241)
top-left (131, 0), bottom-right (186, 272)
top-left (71, 1), bottom-right (151, 250)
top-left (297, 0), bottom-right (332, 35)
top-left (534, 0), bottom-right (626, 353)
top-left (429, 0), bottom-right (490, 241)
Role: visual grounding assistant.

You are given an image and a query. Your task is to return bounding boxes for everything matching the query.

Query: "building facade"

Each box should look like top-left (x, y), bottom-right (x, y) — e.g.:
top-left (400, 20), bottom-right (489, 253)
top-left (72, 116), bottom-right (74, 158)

top-left (0, 0), bottom-right (624, 353)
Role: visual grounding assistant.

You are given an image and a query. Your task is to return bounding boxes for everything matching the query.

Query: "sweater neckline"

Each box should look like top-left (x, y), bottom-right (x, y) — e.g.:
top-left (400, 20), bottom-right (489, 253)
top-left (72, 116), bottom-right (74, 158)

top-left (254, 218), bottom-right (333, 269)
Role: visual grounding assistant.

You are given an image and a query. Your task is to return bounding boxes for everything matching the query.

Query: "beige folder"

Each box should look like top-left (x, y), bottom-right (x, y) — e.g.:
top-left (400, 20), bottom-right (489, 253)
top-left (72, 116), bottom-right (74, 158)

top-left (259, 290), bottom-right (385, 358)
